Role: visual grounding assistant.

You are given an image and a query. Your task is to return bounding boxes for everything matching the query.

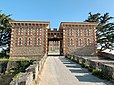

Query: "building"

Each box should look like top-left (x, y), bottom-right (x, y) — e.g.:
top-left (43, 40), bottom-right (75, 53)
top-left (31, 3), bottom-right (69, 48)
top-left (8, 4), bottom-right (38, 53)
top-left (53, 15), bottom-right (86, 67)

top-left (10, 21), bottom-right (98, 59)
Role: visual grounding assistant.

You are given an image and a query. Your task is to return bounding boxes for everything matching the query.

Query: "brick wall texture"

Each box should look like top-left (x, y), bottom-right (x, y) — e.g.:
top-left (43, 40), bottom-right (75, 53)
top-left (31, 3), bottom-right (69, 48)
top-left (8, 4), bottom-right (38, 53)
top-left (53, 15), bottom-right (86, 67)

top-left (10, 21), bottom-right (98, 59)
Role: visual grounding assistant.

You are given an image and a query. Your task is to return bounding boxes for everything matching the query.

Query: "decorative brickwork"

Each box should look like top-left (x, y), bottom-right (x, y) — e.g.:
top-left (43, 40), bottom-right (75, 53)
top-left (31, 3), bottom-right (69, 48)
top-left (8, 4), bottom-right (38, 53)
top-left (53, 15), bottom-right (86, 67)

top-left (10, 21), bottom-right (50, 59)
top-left (59, 22), bottom-right (98, 56)
top-left (10, 21), bottom-right (98, 59)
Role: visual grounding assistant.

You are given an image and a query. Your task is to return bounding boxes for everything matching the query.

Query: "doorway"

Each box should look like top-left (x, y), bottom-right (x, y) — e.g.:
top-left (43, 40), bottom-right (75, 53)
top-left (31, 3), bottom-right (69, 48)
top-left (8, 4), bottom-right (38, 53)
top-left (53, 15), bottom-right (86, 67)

top-left (48, 41), bottom-right (60, 55)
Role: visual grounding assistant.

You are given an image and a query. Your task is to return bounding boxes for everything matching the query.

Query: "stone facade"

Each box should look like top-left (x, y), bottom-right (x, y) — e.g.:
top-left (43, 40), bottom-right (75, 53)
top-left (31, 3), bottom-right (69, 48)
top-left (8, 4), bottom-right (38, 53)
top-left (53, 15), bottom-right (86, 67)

top-left (10, 21), bottom-right (49, 59)
top-left (60, 22), bottom-right (98, 56)
top-left (10, 21), bottom-right (98, 59)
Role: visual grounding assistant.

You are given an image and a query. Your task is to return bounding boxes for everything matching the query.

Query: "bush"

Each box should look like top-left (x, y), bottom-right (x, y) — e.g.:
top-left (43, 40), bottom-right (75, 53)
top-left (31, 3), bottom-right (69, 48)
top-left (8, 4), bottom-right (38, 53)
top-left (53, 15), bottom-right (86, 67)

top-left (92, 68), bottom-right (111, 80)
top-left (92, 69), bottom-right (103, 77)
top-left (16, 60), bottom-right (34, 72)
top-left (88, 66), bottom-right (93, 72)
top-left (79, 62), bottom-right (85, 67)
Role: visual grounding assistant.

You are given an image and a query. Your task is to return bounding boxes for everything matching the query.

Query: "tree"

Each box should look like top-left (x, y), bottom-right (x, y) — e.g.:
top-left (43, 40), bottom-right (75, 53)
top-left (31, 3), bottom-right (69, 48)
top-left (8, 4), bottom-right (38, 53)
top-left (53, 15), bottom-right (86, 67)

top-left (85, 12), bottom-right (114, 52)
top-left (85, 12), bottom-right (101, 23)
top-left (0, 11), bottom-right (12, 57)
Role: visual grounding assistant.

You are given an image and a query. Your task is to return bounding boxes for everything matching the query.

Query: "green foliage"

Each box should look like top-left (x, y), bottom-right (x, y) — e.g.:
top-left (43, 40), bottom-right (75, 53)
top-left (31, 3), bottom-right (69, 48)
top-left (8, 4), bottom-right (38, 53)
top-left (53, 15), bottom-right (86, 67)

top-left (16, 60), bottom-right (34, 72)
top-left (70, 56), bottom-right (73, 60)
top-left (92, 69), bottom-right (103, 77)
top-left (85, 12), bottom-right (114, 52)
top-left (13, 72), bottom-right (23, 80)
top-left (0, 61), bottom-right (8, 73)
top-left (92, 68), bottom-right (111, 80)
top-left (0, 11), bottom-right (12, 57)
top-left (79, 62), bottom-right (86, 68)
top-left (88, 66), bottom-right (93, 72)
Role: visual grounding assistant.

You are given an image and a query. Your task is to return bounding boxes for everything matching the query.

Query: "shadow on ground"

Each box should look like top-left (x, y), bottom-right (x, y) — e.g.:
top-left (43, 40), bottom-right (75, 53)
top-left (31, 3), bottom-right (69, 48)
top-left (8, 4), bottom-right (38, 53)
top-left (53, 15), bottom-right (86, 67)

top-left (59, 57), bottom-right (112, 84)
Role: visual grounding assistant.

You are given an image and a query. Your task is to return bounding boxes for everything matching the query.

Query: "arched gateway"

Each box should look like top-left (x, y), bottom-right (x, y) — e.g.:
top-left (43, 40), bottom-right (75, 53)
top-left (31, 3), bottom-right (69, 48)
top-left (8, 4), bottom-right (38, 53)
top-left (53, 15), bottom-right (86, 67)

top-left (10, 21), bottom-right (98, 60)
top-left (48, 28), bottom-right (63, 55)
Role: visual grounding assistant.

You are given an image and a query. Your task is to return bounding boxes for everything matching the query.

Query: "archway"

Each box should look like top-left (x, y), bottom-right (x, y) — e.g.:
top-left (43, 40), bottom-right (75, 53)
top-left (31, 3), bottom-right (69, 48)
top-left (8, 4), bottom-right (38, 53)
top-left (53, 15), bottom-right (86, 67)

top-left (47, 28), bottom-right (63, 55)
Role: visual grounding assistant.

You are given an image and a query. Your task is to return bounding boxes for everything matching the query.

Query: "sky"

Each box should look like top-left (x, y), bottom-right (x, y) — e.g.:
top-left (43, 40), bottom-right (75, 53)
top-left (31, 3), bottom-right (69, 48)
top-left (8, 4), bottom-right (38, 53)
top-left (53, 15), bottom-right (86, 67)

top-left (0, 0), bottom-right (114, 53)
top-left (0, 0), bottom-right (114, 29)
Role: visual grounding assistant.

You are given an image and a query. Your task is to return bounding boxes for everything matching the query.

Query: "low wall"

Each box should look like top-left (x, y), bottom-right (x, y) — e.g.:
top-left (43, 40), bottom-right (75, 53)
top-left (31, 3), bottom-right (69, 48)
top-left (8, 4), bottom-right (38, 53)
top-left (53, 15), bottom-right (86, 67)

top-left (97, 52), bottom-right (114, 59)
top-left (10, 54), bottom-right (47, 85)
top-left (67, 54), bottom-right (114, 82)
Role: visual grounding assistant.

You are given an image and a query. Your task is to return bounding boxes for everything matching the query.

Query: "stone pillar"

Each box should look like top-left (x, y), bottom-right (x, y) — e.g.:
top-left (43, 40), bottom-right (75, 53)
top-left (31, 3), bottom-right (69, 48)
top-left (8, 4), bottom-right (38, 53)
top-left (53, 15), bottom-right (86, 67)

top-left (63, 29), bottom-right (66, 55)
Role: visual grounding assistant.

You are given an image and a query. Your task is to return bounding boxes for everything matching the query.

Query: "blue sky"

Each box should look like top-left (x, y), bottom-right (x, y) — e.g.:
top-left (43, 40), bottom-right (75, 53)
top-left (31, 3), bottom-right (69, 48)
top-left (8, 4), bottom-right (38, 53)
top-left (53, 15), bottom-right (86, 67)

top-left (0, 0), bottom-right (114, 28)
top-left (0, 0), bottom-right (114, 53)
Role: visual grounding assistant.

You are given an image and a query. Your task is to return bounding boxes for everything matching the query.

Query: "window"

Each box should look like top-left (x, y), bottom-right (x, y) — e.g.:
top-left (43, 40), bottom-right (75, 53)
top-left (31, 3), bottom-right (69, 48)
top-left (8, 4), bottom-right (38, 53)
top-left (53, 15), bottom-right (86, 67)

top-left (86, 29), bottom-right (91, 36)
top-left (27, 38), bottom-right (32, 46)
top-left (38, 38), bottom-right (40, 46)
top-left (28, 38), bottom-right (31, 45)
top-left (87, 39), bottom-right (91, 45)
top-left (70, 29), bottom-right (72, 36)
top-left (70, 39), bottom-right (73, 45)
top-left (50, 41), bottom-right (52, 46)
top-left (38, 28), bottom-right (40, 35)
top-left (78, 39), bottom-right (83, 46)
top-left (87, 29), bottom-right (89, 36)
top-left (75, 29), bottom-right (78, 36)
top-left (84, 29), bottom-right (86, 36)
top-left (79, 29), bottom-right (82, 36)
top-left (28, 28), bottom-right (32, 35)
top-left (18, 38), bottom-right (22, 46)
top-left (18, 28), bottom-right (23, 35)
top-left (20, 28), bottom-right (22, 35)
top-left (77, 29), bottom-right (80, 36)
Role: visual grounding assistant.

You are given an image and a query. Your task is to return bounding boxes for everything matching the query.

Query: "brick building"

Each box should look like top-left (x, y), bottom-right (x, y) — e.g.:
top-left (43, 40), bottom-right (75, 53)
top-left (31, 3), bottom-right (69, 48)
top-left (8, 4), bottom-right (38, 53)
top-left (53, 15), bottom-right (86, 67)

top-left (10, 21), bottom-right (98, 59)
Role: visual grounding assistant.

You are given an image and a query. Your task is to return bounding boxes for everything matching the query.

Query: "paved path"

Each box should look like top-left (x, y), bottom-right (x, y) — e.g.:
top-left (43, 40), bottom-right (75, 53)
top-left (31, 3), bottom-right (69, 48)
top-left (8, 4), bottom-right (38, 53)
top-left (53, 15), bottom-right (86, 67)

top-left (39, 56), bottom-right (113, 85)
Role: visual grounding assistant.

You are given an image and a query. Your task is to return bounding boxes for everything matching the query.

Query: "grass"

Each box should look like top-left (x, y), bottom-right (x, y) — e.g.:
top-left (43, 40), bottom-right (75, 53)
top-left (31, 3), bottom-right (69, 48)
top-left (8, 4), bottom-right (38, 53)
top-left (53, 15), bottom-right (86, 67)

top-left (0, 58), bottom-right (9, 61)
top-left (12, 72), bottom-right (23, 80)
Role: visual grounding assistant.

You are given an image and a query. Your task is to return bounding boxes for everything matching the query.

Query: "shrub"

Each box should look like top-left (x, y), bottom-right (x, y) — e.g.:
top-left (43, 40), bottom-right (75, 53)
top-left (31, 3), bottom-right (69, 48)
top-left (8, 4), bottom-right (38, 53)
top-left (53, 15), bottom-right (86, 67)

top-left (92, 69), bottom-right (103, 77)
top-left (12, 72), bottom-right (23, 80)
top-left (79, 62), bottom-right (85, 67)
top-left (70, 56), bottom-right (74, 60)
top-left (16, 60), bottom-right (34, 72)
top-left (92, 68), bottom-right (111, 80)
top-left (88, 66), bottom-right (93, 72)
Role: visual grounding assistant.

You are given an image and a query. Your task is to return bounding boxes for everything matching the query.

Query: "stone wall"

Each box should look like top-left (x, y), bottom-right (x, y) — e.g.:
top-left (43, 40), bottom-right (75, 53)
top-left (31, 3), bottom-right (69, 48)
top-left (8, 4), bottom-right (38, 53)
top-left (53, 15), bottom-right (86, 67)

top-left (67, 54), bottom-right (114, 82)
top-left (60, 22), bottom-right (97, 56)
top-left (97, 52), bottom-right (114, 59)
top-left (10, 21), bottom-right (49, 58)
top-left (10, 54), bottom-right (47, 85)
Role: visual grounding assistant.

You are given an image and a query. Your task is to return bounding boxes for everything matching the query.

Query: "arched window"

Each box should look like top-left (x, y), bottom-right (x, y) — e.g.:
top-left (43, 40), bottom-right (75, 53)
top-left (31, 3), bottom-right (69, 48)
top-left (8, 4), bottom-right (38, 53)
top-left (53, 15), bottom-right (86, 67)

top-left (70, 29), bottom-right (72, 36)
top-left (28, 38), bottom-right (31, 45)
top-left (70, 39), bottom-right (73, 45)
top-left (18, 38), bottom-right (22, 46)
top-left (79, 39), bottom-right (82, 46)
top-left (38, 38), bottom-right (40, 46)
top-left (27, 38), bottom-right (32, 46)
top-left (87, 39), bottom-right (91, 45)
